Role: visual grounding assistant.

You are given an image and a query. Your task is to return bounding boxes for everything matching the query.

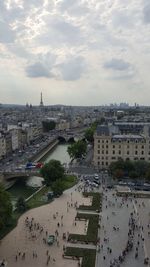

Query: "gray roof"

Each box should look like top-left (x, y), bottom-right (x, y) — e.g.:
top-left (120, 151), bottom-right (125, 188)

top-left (112, 134), bottom-right (145, 141)
top-left (96, 125), bottom-right (110, 136)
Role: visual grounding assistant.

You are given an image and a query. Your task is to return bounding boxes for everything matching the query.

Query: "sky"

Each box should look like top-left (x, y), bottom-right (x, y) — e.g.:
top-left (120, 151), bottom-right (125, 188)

top-left (0, 0), bottom-right (150, 106)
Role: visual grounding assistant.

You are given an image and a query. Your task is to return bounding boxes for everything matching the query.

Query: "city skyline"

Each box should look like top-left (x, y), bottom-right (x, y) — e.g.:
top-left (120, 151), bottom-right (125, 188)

top-left (0, 0), bottom-right (150, 105)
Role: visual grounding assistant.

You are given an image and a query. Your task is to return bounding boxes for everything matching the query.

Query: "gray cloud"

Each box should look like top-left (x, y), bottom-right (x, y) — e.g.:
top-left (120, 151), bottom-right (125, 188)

top-left (58, 56), bottom-right (86, 81)
top-left (0, 21), bottom-right (16, 43)
top-left (143, 0), bottom-right (150, 23)
top-left (103, 58), bottom-right (131, 71)
top-left (26, 62), bottom-right (52, 78)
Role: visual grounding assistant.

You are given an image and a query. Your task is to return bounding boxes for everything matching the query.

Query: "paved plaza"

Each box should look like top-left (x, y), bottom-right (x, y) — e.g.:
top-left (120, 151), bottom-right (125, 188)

top-left (0, 183), bottom-right (90, 267)
top-left (0, 178), bottom-right (150, 267)
top-left (96, 187), bottom-right (150, 267)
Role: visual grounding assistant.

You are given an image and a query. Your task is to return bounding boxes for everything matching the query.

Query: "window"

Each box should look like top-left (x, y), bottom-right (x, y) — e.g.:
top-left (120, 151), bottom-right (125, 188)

top-left (98, 156), bottom-right (100, 159)
top-left (127, 151), bottom-right (129, 155)
top-left (119, 145), bottom-right (121, 148)
top-left (119, 150), bottom-right (121, 155)
top-left (141, 151), bottom-right (144, 155)
top-left (102, 145), bottom-right (104, 148)
top-left (112, 157), bottom-right (116, 160)
top-left (113, 145), bottom-right (115, 148)
top-left (98, 161), bottom-right (100, 165)
top-left (106, 145), bottom-right (108, 148)
top-left (127, 145), bottom-right (129, 148)
top-left (102, 156), bottom-right (104, 159)
top-left (105, 156), bottom-right (108, 160)
top-left (141, 145), bottom-right (144, 149)
top-left (98, 140), bottom-right (100, 143)
top-left (135, 151), bottom-right (138, 155)
top-left (106, 150), bottom-right (108, 154)
top-left (102, 140), bottom-right (104, 143)
top-left (102, 150), bottom-right (104, 154)
top-left (102, 161), bottom-right (104, 165)
top-left (134, 157), bottom-right (138, 160)
top-left (106, 140), bottom-right (108, 143)
top-left (140, 157), bottom-right (145, 160)
top-left (135, 145), bottom-right (138, 149)
top-left (106, 162), bottom-right (108, 166)
top-left (112, 150), bottom-right (115, 154)
top-left (98, 150), bottom-right (100, 154)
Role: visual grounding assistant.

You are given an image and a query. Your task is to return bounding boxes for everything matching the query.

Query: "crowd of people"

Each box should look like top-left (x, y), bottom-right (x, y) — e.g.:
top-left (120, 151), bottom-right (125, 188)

top-left (96, 186), bottom-right (150, 267)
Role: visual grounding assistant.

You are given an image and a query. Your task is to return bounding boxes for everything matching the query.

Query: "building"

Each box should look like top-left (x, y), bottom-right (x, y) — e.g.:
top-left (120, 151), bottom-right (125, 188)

top-left (93, 123), bottom-right (150, 169)
top-left (0, 133), bottom-right (6, 159)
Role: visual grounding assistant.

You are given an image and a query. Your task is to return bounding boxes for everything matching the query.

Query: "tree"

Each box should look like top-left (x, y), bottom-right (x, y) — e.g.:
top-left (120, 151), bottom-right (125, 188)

top-left (113, 169), bottom-right (124, 179)
top-left (42, 121), bottom-right (56, 132)
top-left (51, 179), bottom-right (65, 196)
top-left (134, 161), bottom-right (149, 177)
top-left (67, 140), bottom-right (87, 160)
top-left (84, 128), bottom-right (95, 143)
top-left (109, 159), bottom-right (124, 176)
top-left (40, 159), bottom-right (65, 185)
top-left (0, 184), bottom-right (12, 229)
top-left (145, 168), bottom-right (150, 181)
top-left (16, 197), bottom-right (27, 212)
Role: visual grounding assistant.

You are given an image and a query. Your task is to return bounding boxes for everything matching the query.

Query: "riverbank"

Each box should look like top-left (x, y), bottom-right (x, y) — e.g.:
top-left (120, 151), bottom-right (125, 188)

top-left (30, 139), bottom-right (59, 163)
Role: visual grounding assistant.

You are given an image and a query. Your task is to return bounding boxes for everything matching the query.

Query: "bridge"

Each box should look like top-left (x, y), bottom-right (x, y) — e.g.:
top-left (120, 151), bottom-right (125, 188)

top-left (56, 128), bottom-right (86, 142)
top-left (2, 170), bottom-right (42, 181)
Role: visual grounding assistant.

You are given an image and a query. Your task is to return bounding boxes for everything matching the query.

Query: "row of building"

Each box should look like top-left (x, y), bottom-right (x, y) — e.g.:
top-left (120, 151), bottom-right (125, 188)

top-left (93, 122), bottom-right (150, 169)
top-left (0, 124), bottom-right (42, 159)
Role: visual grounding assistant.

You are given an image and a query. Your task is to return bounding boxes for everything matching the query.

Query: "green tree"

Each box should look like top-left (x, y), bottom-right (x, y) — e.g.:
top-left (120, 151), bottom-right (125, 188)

top-left (42, 121), bottom-right (56, 132)
top-left (113, 169), bottom-right (124, 179)
top-left (16, 197), bottom-right (27, 212)
top-left (67, 140), bottom-right (87, 160)
top-left (84, 128), bottom-right (95, 143)
top-left (129, 170), bottom-right (139, 179)
top-left (134, 160), bottom-right (149, 177)
top-left (124, 160), bottom-right (134, 173)
top-left (51, 179), bottom-right (65, 196)
top-left (40, 160), bottom-right (65, 185)
top-left (145, 168), bottom-right (150, 181)
top-left (0, 184), bottom-right (12, 229)
top-left (109, 159), bottom-right (124, 175)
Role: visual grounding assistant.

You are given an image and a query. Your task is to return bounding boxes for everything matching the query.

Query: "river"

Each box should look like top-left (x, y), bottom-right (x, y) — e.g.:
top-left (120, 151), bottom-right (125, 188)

top-left (44, 144), bottom-right (70, 164)
top-left (8, 143), bottom-right (70, 204)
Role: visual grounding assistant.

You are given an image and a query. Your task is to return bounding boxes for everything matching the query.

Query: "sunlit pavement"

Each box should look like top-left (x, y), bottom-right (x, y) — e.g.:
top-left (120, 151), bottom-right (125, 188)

top-left (96, 186), bottom-right (150, 267)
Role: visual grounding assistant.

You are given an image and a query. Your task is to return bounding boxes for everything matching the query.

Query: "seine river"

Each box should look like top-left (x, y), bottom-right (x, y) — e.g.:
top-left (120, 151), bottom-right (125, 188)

top-left (8, 143), bottom-right (70, 203)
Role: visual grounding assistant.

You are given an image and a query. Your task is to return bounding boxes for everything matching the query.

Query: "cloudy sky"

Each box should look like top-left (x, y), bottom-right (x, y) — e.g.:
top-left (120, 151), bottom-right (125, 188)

top-left (0, 0), bottom-right (150, 106)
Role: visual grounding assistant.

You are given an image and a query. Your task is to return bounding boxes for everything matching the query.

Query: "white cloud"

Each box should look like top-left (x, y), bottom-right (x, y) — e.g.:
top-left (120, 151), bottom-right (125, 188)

top-left (0, 0), bottom-right (150, 105)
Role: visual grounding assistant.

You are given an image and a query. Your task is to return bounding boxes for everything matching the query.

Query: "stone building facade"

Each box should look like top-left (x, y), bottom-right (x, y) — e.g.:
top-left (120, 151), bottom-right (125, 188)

top-left (93, 123), bottom-right (150, 169)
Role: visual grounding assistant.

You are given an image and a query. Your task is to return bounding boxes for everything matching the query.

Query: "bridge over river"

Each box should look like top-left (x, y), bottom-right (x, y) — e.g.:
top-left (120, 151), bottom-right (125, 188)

top-left (1, 170), bottom-right (42, 181)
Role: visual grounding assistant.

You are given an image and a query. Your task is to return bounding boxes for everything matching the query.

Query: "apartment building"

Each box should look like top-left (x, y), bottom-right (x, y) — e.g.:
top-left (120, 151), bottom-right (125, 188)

top-left (93, 123), bottom-right (150, 169)
top-left (0, 133), bottom-right (6, 159)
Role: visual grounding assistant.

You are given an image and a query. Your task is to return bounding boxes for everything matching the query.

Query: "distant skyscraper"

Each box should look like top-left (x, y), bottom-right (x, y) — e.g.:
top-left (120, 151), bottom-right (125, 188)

top-left (40, 92), bottom-right (44, 107)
